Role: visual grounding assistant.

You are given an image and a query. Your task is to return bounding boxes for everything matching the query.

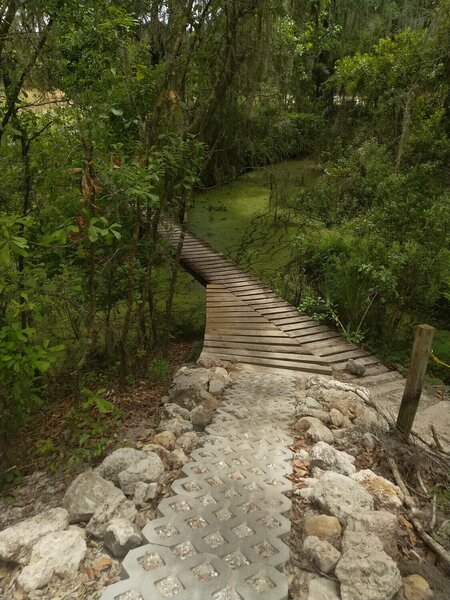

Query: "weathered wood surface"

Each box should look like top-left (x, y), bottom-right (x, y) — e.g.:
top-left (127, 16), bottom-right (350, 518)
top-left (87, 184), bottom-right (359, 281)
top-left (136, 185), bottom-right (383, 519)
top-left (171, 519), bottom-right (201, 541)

top-left (161, 222), bottom-right (411, 398)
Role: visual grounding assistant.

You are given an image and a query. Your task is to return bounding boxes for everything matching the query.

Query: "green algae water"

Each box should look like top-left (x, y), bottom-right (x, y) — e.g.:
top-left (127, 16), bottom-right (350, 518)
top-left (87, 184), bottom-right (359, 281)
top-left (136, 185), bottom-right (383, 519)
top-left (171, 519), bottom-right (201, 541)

top-left (189, 159), bottom-right (319, 286)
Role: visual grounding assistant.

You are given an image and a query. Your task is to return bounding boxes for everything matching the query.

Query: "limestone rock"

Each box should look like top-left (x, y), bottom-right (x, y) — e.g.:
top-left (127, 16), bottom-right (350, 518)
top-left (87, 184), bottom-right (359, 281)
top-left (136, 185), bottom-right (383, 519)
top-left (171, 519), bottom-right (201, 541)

top-left (63, 471), bottom-right (125, 523)
top-left (133, 482), bottom-right (158, 507)
top-left (303, 515), bottom-right (342, 545)
top-left (336, 534), bottom-right (402, 600)
top-left (352, 469), bottom-right (403, 510)
top-left (0, 507), bottom-right (69, 565)
top-left (171, 448), bottom-right (188, 468)
top-left (161, 402), bottom-right (190, 421)
top-left (345, 510), bottom-right (398, 558)
top-left (158, 417), bottom-right (193, 437)
top-left (118, 454), bottom-right (164, 496)
top-left (169, 367), bottom-right (212, 409)
top-left (17, 529), bottom-right (86, 592)
top-left (330, 408), bottom-right (344, 427)
top-left (200, 394), bottom-right (220, 412)
top-left (296, 417), bottom-right (334, 444)
top-left (97, 448), bottom-right (145, 483)
top-left (399, 574), bottom-right (433, 600)
top-left (175, 431), bottom-right (199, 454)
top-left (300, 408), bottom-right (331, 424)
top-left (209, 367), bottom-right (230, 395)
top-left (362, 432), bottom-right (376, 449)
top-left (104, 518), bottom-right (142, 558)
top-left (172, 366), bottom-right (211, 389)
top-left (303, 535), bottom-right (341, 574)
top-left (310, 441), bottom-right (356, 476)
top-left (295, 448), bottom-right (310, 460)
top-left (302, 396), bottom-right (324, 410)
top-left (141, 443), bottom-right (173, 467)
top-left (86, 496), bottom-right (137, 539)
top-left (345, 359), bottom-right (366, 376)
top-left (153, 431), bottom-right (176, 450)
top-left (353, 404), bottom-right (389, 432)
top-left (308, 471), bottom-right (374, 523)
top-left (308, 576), bottom-right (341, 600)
top-left (190, 405), bottom-right (213, 430)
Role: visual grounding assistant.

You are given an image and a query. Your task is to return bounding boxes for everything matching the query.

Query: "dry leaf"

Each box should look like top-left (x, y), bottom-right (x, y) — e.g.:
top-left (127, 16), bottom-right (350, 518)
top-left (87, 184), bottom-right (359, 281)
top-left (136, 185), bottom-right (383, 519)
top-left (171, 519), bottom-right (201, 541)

top-left (81, 174), bottom-right (92, 201)
top-left (67, 167), bottom-right (83, 174)
top-left (92, 556), bottom-right (113, 574)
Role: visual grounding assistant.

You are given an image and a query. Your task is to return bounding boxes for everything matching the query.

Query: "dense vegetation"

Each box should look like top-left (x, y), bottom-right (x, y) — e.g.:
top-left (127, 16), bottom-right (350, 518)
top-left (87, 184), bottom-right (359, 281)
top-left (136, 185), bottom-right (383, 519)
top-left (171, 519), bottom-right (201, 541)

top-left (1, 0), bottom-right (449, 471)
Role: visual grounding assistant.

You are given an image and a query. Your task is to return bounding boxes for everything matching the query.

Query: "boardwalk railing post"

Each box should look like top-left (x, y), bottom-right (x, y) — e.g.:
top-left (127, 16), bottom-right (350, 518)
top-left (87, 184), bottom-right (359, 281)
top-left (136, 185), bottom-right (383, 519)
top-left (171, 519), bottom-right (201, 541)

top-left (396, 324), bottom-right (435, 438)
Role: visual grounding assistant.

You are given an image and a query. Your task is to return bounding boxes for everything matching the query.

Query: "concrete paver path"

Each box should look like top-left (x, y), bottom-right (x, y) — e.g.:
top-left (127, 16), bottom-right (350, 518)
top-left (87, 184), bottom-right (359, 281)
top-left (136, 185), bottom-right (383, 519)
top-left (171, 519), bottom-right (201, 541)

top-left (101, 370), bottom-right (296, 600)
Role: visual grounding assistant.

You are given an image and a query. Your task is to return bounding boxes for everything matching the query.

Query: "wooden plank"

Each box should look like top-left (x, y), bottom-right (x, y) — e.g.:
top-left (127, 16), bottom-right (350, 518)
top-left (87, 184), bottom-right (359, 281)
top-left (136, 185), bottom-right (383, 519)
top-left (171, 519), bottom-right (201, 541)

top-left (203, 351), bottom-right (331, 374)
top-left (291, 325), bottom-right (330, 337)
top-left (203, 339), bottom-right (314, 355)
top-left (281, 320), bottom-right (321, 331)
top-left (371, 380), bottom-right (405, 398)
top-left (319, 348), bottom-right (372, 362)
top-left (357, 371), bottom-right (403, 387)
top-left (272, 316), bottom-right (312, 326)
top-left (257, 306), bottom-right (300, 315)
top-left (207, 324), bottom-right (279, 332)
top-left (204, 334), bottom-right (300, 346)
top-left (293, 331), bottom-right (341, 344)
top-left (203, 345), bottom-right (329, 364)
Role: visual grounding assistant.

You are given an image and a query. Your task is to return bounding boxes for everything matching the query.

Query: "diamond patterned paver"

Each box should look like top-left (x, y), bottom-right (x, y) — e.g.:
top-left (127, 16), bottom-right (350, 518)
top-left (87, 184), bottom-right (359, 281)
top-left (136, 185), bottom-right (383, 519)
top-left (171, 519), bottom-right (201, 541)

top-left (100, 371), bottom-right (296, 600)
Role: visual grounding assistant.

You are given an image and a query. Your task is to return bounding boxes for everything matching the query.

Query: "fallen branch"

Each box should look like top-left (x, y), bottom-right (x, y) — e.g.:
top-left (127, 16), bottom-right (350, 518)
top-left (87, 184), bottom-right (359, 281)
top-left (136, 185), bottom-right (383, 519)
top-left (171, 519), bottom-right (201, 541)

top-left (430, 494), bottom-right (437, 530)
top-left (387, 456), bottom-right (450, 570)
top-left (431, 424), bottom-right (446, 453)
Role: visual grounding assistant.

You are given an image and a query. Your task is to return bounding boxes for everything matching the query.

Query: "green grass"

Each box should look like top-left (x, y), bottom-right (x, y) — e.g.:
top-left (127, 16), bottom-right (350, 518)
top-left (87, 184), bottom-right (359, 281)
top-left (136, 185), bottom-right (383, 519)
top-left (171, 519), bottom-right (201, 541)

top-left (189, 159), bottom-right (319, 285)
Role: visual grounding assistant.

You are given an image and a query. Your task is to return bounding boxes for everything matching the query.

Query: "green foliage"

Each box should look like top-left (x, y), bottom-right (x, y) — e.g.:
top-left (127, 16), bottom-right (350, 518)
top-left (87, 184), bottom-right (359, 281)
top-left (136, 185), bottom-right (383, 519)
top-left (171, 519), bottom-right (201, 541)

top-left (147, 358), bottom-right (171, 385)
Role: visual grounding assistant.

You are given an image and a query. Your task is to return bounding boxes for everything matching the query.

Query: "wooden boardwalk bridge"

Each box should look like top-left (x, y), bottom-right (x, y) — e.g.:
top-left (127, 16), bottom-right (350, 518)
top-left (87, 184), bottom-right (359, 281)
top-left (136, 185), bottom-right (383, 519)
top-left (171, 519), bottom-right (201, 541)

top-left (164, 222), bottom-right (406, 401)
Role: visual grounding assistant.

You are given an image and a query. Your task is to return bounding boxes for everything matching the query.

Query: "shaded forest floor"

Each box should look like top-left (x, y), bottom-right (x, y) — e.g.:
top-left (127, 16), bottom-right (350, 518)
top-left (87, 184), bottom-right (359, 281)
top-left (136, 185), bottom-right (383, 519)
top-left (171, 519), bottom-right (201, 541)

top-left (1, 340), bottom-right (197, 500)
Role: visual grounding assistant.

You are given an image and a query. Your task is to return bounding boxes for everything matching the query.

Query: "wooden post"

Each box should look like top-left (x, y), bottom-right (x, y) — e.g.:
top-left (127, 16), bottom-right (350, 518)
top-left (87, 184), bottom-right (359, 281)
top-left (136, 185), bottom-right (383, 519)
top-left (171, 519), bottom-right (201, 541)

top-left (396, 324), bottom-right (435, 437)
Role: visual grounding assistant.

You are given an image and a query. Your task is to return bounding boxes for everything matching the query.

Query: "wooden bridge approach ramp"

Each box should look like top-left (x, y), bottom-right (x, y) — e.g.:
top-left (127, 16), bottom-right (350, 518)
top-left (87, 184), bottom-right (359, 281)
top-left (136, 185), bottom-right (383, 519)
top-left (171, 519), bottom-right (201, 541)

top-left (163, 222), bottom-right (407, 401)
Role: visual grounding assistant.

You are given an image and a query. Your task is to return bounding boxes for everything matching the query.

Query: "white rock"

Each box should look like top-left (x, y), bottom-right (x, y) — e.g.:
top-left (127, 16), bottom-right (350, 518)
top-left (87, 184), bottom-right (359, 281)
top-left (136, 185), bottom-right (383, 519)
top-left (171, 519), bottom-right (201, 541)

top-left (306, 376), bottom-right (361, 393)
top-left (330, 408), bottom-right (344, 427)
top-left (310, 442), bottom-right (356, 476)
top-left (169, 367), bottom-right (212, 408)
top-left (161, 402), bottom-right (191, 421)
top-left (362, 432), bottom-right (376, 449)
top-left (104, 518), bottom-right (142, 558)
top-left (175, 431), bottom-right (199, 453)
top-left (303, 397), bottom-right (324, 409)
top-left (86, 496), bottom-right (137, 539)
top-left (133, 482), bottom-right (158, 507)
top-left (353, 405), bottom-right (389, 432)
top-left (190, 405), bottom-right (213, 430)
top-left (301, 408), bottom-right (331, 424)
top-left (351, 469), bottom-right (404, 510)
top-left (303, 535), bottom-right (341, 574)
top-left (153, 431), bottom-right (176, 450)
top-left (308, 576), bottom-right (341, 600)
top-left (171, 448), bottom-right (188, 468)
top-left (345, 359), bottom-right (366, 376)
top-left (343, 511), bottom-right (398, 558)
top-left (296, 417), bottom-right (334, 444)
top-left (295, 449), bottom-right (310, 460)
top-left (336, 534), bottom-right (402, 600)
top-left (118, 453), bottom-right (164, 496)
top-left (158, 417), bottom-right (193, 436)
top-left (17, 529), bottom-right (86, 592)
top-left (0, 508), bottom-right (69, 565)
top-left (307, 471), bottom-right (374, 523)
top-left (209, 367), bottom-right (230, 395)
top-left (63, 471), bottom-right (125, 523)
top-left (97, 448), bottom-right (145, 483)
